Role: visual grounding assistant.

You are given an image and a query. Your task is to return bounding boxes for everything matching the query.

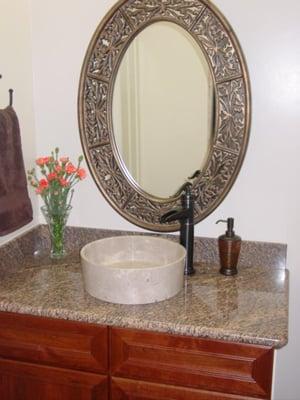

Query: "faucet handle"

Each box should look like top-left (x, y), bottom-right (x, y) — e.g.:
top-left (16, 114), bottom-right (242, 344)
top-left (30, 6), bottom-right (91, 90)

top-left (174, 181), bottom-right (192, 198)
top-left (188, 169), bottom-right (201, 180)
top-left (174, 169), bottom-right (201, 197)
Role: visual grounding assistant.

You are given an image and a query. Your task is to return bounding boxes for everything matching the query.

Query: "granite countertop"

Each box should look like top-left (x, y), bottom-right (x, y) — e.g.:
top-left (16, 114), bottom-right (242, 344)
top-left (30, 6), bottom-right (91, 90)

top-left (0, 226), bottom-right (289, 349)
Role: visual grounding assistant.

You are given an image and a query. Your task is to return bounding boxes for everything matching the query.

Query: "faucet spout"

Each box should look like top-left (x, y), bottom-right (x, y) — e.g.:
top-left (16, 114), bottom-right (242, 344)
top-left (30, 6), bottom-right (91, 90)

top-left (160, 183), bottom-right (195, 276)
top-left (160, 209), bottom-right (189, 224)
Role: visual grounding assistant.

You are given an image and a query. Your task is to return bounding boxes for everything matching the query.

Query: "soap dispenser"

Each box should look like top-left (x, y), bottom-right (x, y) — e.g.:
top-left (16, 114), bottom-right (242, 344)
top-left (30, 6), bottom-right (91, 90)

top-left (216, 218), bottom-right (241, 276)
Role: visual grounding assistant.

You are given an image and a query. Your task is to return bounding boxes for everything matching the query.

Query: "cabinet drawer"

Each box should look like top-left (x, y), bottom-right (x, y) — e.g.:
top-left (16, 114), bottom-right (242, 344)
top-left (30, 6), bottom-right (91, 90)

top-left (0, 312), bottom-right (108, 373)
top-left (111, 328), bottom-right (273, 399)
top-left (0, 358), bottom-right (108, 400)
top-left (112, 378), bottom-right (262, 400)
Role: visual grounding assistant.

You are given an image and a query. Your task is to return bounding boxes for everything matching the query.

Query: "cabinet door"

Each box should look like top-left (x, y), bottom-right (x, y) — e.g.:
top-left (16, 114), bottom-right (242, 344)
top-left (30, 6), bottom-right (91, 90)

top-left (0, 358), bottom-right (108, 400)
top-left (111, 328), bottom-right (273, 399)
top-left (111, 378), bottom-right (262, 400)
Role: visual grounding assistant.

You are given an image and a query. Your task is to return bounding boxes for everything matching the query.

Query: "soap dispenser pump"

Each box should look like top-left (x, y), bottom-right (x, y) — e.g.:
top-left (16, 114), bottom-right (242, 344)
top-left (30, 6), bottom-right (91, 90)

top-left (216, 218), bottom-right (241, 276)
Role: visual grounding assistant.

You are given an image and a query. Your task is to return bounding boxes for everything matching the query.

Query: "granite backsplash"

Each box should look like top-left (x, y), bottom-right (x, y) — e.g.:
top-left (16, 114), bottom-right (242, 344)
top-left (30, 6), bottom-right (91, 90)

top-left (0, 225), bottom-right (287, 273)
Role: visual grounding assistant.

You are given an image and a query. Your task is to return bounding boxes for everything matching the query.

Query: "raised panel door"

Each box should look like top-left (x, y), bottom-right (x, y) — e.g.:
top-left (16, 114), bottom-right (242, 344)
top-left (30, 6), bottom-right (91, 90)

top-left (111, 327), bottom-right (273, 399)
top-left (0, 358), bottom-right (108, 400)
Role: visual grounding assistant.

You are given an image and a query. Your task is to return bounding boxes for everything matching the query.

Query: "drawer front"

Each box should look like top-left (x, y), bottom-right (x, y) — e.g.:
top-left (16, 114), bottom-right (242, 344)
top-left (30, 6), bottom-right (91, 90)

top-left (0, 312), bottom-right (108, 373)
top-left (112, 378), bottom-right (262, 400)
top-left (111, 328), bottom-right (273, 399)
top-left (0, 358), bottom-right (108, 400)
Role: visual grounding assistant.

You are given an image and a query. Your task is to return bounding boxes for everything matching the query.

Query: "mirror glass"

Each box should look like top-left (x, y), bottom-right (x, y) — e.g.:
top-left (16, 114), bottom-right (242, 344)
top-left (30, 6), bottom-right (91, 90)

top-left (112, 21), bottom-right (215, 199)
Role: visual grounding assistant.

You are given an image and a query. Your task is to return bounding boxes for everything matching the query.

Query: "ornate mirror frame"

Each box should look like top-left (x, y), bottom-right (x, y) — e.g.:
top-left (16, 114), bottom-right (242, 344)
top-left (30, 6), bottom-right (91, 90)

top-left (78, 0), bottom-right (251, 232)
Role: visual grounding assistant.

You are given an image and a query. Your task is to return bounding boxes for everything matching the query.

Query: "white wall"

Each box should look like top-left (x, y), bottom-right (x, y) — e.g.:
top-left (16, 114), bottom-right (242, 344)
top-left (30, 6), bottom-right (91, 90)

top-left (0, 0), bottom-right (38, 245)
top-left (211, 2), bottom-right (300, 398)
top-left (29, 0), bottom-right (300, 397)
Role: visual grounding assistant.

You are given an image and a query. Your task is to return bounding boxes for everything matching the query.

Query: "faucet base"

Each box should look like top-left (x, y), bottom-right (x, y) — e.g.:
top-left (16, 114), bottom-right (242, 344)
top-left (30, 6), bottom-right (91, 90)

top-left (184, 264), bottom-right (195, 276)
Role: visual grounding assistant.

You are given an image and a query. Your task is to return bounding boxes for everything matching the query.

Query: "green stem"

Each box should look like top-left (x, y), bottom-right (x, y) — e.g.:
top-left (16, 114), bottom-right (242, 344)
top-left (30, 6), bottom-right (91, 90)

top-left (51, 214), bottom-right (65, 256)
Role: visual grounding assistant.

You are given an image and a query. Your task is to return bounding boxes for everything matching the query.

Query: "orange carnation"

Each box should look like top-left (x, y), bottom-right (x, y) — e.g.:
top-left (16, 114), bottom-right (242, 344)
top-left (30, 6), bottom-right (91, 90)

top-left (39, 179), bottom-right (49, 189)
top-left (59, 178), bottom-right (69, 187)
top-left (59, 157), bottom-right (69, 164)
top-left (36, 157), bottom-right (50, 166)
top-left (47, 172), bottom-right (57, 181)
top-left (76, 168), bottom-right (86, 180)
top-left (65, 163), bottom-right (77, 174)
top-left (55, 165), bottom-right (62, 173)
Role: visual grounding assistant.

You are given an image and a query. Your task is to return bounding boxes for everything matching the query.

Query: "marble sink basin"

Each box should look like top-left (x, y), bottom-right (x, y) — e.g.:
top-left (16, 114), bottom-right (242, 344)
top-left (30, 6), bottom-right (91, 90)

top-left (80, 235), bottom-right (186, 305)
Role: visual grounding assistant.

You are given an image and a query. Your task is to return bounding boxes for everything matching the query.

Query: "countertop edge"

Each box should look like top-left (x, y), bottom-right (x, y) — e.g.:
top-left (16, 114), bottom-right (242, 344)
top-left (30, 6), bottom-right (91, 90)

top-left (0, 304), bottom-right (287, 349)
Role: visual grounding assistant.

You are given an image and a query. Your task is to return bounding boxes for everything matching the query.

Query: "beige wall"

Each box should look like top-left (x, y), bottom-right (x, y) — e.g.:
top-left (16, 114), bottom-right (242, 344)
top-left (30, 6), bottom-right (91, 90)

top-left (0, 0), bottom-right (299, 397)
top-left (0, 0), bottom-right (38, 245)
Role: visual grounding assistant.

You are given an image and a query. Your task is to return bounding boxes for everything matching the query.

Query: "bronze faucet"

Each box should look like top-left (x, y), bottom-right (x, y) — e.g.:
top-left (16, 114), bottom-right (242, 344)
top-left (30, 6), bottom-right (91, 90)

top-left (160, 182), bottom-right (195, 276)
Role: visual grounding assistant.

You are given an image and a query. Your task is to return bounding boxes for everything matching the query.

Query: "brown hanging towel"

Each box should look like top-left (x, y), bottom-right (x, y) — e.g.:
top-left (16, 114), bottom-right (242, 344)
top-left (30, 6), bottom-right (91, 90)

top-left (0, 106), bottom-right (33, 235)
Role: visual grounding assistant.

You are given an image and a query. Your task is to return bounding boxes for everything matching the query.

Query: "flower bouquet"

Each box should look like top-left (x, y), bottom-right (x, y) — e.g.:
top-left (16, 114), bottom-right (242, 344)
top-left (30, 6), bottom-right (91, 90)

top-left (28, 148), bottom-right (86, 258)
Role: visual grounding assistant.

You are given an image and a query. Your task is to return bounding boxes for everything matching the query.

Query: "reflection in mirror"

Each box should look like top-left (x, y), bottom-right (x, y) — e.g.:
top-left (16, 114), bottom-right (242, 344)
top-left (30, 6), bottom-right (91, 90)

top-left (113, 21), bottom-right (215, 199)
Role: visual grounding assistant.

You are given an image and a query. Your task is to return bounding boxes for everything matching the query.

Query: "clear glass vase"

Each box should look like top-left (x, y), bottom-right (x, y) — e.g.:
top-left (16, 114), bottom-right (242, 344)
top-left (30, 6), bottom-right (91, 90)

top-left (41, 205), bottom-right (72, 259)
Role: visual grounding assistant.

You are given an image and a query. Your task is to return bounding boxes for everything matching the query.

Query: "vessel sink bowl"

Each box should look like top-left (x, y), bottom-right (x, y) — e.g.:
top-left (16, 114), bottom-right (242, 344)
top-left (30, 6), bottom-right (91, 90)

top-left (80, 235), bottom-right (186, 305)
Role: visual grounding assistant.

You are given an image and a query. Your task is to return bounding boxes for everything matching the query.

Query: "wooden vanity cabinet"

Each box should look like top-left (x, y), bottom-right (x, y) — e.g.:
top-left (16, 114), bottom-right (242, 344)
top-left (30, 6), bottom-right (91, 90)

top-left (0, 313), bottom-right (274, 400)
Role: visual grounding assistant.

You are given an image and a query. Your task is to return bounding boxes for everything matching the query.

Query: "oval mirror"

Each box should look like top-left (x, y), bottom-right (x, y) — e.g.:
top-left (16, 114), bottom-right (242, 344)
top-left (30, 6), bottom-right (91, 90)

top-left (79, 0), bottom-right (251, 232)
top-left (112, 21), bottom-right (214, 198)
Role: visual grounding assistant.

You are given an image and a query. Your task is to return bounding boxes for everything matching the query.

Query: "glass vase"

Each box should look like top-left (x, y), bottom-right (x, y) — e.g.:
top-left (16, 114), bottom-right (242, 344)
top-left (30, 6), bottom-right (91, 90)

top-left (41, 205), bottom-right (72, 259)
